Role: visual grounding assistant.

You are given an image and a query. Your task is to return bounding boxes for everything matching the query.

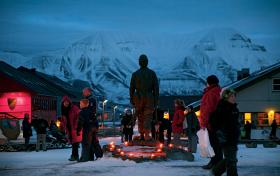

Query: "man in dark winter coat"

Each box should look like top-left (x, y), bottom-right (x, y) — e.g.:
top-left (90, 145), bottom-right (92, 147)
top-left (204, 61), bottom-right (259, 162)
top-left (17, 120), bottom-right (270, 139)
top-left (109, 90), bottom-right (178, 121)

top-left (82, 87), bottom-right (102, 159)
top-left (22, 113), bottom-right (32, 150)
top-left (130, 54), bottom-right (159, 141)
top-left (77, 99), bottom-right (101, 162)
top-left (200, 75), bottom-right (223, 170)
top-left (32, 116), bottom-right (49, 152)
top-left (244, 121), bottom-right (252, 140)
top-left (211, 89), bottom-right (240, 176)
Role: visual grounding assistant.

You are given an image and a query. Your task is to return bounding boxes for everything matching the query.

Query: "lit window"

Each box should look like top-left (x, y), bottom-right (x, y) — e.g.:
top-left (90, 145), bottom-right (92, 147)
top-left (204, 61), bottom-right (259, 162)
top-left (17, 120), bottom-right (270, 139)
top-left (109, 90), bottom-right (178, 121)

top-left (257, 113), bottom-right (269, 126)
top-left (272, 78), bottom-right (280, 91)
top-left (163, 112), bottom-right (169, 120)
top-left (268, 110), bottom-right (275, 125)
top-left (244, 113), bottom-right (251, 123)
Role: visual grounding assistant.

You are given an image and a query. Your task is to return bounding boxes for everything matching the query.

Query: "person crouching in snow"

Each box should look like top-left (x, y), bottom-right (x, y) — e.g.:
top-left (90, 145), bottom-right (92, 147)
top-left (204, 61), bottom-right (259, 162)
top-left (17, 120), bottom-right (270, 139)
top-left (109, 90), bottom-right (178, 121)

top-left (121, 108), bottom-right (135, 142)
top-left (172, 99), bottom-right (185, 147)
top-left (77, 99), bottom-right (99, 162)
top-left (61, 96), bottom-right (82, 161)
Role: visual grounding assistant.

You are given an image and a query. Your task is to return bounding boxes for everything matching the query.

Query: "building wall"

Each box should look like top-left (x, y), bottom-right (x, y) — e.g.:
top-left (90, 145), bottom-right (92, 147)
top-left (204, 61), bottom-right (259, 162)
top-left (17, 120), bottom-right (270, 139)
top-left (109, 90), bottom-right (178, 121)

top-left (0, 92), bottom-right (32, 119)
top-left (236, 72), bottom-right (280, 112)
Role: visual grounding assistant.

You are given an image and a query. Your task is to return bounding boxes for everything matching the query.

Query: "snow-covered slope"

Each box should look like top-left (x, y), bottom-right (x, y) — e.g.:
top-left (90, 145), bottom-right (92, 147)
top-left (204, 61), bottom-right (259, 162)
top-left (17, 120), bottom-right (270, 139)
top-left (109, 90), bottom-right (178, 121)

top-left (0, 28), bottom-right (279, 104)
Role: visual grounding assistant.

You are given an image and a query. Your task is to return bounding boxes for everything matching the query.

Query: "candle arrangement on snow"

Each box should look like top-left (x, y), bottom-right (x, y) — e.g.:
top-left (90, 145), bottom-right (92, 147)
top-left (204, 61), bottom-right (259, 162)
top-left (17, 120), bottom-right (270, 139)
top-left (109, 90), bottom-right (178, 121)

top-left (104, 140), bottom-right (193, 162)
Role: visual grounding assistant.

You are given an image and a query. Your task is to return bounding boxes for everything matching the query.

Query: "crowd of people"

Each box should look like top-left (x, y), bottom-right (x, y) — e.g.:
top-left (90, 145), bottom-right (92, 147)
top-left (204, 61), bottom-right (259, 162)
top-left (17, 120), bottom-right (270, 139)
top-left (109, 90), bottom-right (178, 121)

top-left (129, 55), bottom-right (240, 176)
top-left (21, 87), bottom-right (103, 162)
top-left (20, 54), bottom-right (278, 175)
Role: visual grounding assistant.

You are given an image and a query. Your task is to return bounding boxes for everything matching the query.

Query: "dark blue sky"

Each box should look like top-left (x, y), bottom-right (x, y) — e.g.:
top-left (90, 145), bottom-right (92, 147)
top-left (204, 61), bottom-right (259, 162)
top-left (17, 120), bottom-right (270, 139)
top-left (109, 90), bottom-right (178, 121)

top-left (0, 0), bottom-right (279, 53)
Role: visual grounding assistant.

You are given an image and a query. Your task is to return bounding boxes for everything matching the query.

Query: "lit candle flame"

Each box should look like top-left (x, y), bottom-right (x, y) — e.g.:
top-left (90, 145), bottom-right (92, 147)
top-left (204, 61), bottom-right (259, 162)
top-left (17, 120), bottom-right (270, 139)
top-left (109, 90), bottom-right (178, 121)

top-left (157, 149), bottom-right (162, 152)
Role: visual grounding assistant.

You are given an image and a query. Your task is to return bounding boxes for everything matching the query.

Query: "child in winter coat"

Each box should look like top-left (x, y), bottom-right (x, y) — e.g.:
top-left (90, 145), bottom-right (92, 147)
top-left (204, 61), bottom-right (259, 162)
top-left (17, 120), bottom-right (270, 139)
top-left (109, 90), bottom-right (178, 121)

top-left (121, 108), bottom-right (135, 142)
top-left (172, 99), bottom-right (185, 146)
top-left (184, 106), bottom-right (200, 153)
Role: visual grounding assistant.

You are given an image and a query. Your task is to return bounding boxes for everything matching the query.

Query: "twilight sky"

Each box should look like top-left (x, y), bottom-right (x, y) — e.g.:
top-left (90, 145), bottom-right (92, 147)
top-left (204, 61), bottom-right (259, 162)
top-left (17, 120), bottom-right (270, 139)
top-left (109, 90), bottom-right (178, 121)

top-left (0, 0), bottom-right (279, 54)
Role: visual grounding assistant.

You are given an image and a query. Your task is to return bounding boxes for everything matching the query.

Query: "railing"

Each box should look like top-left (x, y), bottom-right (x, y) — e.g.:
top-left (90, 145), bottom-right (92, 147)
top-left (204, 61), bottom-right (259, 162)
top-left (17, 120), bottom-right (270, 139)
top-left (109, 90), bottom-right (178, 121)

top-left (0, 112), bottom-right (19, 119)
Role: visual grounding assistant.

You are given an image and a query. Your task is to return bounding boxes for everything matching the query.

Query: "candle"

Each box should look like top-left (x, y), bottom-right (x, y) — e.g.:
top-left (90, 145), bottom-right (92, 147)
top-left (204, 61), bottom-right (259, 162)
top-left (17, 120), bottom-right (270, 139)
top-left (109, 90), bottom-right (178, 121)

top-left (157, 149), bottom-right (162, 152)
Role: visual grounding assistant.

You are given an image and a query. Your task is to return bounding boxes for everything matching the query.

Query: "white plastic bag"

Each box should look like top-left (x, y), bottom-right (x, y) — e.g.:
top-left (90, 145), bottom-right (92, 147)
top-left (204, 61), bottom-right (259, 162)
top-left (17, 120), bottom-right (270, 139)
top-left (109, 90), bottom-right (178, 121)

top-left (197, 129), bottom-right (215, 158)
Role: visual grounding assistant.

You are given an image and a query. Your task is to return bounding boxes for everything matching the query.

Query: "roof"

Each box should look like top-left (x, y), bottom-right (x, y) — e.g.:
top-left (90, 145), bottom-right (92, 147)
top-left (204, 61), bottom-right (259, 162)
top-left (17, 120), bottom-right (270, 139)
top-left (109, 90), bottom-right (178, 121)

top-left (188, 61), bottom-right (280, 110)
top-left (29, 71), bottom-right (82, 100)
top-left (0, 61), bottom-right (80, 99)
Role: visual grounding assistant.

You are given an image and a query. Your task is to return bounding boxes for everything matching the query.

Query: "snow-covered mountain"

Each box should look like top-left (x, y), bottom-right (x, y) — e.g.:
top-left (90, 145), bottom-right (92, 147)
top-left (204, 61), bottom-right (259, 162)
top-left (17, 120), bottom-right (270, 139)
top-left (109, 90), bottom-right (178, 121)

top-left (0, 28), bottom-right (279, 104)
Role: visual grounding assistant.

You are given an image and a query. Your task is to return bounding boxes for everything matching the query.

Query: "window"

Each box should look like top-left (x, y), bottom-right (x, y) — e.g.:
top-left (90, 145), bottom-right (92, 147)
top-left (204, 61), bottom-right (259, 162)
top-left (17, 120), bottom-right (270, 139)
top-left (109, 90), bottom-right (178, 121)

top-left (244, 113), bottom-right (252, 123)
top-left (272, 78), bottom-right (280, 91)
top-left (257, 113), bottom-right (269, 126)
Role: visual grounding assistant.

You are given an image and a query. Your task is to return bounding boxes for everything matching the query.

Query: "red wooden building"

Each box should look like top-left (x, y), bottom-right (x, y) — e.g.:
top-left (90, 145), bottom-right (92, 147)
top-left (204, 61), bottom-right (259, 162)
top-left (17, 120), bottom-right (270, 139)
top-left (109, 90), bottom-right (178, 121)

top-left (0, 61), bottom-right (81, 122)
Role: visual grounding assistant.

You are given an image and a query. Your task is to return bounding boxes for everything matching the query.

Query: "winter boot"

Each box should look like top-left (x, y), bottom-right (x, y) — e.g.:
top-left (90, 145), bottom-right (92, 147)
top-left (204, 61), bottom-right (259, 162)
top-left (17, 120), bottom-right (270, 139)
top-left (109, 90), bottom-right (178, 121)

top-left (68, 155), bottom-right (78, 161)
top-left (202, 162), bottom-right (214, 170)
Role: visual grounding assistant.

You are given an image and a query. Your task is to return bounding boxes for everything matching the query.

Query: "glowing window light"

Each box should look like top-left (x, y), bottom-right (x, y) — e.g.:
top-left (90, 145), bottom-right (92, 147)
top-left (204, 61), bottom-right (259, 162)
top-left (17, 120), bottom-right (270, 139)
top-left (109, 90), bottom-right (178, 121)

top-left (163, 112), bottom-right (170, 120)
top-left (244, 113), bottom-right (252, 123)
top-left (268, 110), bottom-right (275, 125)
top-left (195, 111), bottom-right (200, 117)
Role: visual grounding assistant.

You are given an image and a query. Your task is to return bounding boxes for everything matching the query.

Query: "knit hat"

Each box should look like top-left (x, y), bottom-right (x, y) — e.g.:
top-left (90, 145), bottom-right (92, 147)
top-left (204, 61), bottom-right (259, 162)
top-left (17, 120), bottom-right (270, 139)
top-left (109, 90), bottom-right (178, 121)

top-left (221, 89), bottom-right (236, 100)
top-left (207, 75), bottom-right (219, 85)
top-left (139, 54), bottom-right (148, 67)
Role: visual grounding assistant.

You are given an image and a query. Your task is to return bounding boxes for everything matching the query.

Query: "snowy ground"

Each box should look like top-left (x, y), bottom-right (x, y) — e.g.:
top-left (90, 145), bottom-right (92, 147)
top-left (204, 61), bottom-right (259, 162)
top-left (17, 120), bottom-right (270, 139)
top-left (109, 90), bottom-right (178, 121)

top-left (0, 137), bottom-right (280, 176)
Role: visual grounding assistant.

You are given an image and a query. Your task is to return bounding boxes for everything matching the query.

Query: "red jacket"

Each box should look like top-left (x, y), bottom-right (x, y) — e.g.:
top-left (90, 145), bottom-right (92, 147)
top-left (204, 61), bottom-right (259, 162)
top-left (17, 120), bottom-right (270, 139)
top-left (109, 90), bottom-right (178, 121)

top-left (199, 85), bottom-right (221, 130)
top-left (61, 96), bottom-right (82, 144)
top-left (172, 106), bottom-right (185, 134)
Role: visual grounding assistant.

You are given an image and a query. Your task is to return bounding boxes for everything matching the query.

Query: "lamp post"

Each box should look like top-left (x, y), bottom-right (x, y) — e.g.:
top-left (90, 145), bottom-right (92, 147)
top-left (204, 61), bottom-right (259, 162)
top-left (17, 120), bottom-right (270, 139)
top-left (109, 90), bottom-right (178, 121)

top-left (102, 100), bottom-right (108, 128)
top-left (113, 106), bottom-right (118, 136)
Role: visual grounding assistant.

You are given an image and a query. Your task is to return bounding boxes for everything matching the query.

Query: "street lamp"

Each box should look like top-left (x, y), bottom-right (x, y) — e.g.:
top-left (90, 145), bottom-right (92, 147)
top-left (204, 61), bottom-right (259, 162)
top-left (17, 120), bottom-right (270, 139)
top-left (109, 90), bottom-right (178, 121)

top-left (113, 106), bottom-right (118, 136)
top-left (102, 100), bottom-right (108, 128)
